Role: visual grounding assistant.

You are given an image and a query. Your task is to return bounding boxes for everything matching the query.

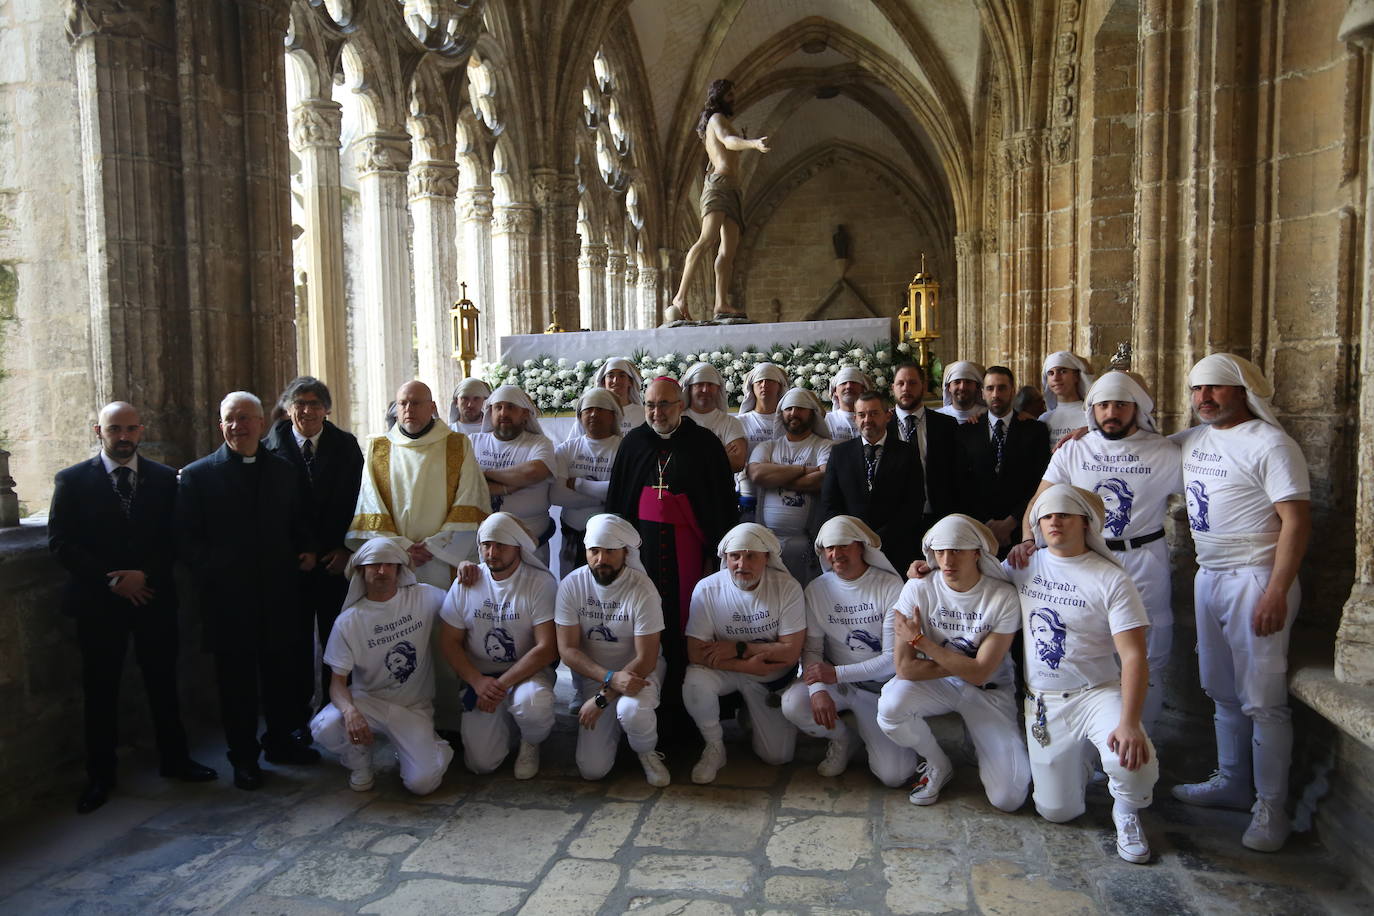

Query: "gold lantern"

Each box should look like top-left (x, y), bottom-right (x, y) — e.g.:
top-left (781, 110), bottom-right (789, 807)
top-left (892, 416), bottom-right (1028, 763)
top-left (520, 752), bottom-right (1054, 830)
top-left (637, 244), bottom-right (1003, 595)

top-left (900, 253), bottom-right (942, 374)
top-left (450, 282), bottom-right (480, 378)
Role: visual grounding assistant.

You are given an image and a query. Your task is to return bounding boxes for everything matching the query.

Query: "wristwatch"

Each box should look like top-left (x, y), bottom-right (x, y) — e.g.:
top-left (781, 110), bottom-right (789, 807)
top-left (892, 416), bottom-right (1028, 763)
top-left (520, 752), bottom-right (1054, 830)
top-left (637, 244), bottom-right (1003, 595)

top-left (735, 641), bottom-right (748, 659)
top-left (594, 692), bottom-right (609, 709)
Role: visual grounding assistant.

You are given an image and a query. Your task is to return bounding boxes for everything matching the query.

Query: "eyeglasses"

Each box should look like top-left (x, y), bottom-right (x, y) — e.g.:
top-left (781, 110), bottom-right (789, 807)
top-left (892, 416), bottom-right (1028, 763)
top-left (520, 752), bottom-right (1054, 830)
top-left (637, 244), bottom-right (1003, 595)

top-left (291, 400), bottom-right (326, 411)
top-left (644, 401), bottom-right (680, 411)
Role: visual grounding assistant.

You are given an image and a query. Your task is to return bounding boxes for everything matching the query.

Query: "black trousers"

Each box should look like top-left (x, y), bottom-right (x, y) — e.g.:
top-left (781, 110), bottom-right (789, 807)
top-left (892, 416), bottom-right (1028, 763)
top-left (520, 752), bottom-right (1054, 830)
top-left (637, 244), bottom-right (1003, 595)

top-left (292, 566), bottom-right (349, 721)
top-left (77, 604), bottom-right (189, 784)
top-left (214, 639), bottom-right (307, 767)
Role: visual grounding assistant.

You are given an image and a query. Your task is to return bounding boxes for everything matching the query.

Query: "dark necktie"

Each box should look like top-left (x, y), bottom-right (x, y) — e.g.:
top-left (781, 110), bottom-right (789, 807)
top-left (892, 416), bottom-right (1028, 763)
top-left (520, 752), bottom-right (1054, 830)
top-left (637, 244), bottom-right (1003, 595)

top-left (992, 419), bottom-right (1006, 474)
top-left (902, 414), bottom-right (916, 443)
top-left (863, 443), bottom-right (880, 491)
top-left (113, 466), bottom-right (133, 517)
top-left (302, 438), bottom-right (317, 480)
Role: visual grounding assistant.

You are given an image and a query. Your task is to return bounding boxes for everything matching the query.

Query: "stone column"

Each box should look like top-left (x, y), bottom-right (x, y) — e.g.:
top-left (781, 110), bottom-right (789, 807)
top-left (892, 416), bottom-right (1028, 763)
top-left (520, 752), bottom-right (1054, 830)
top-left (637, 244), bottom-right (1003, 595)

top-left (953, 231), bottom-right (982, 365)
top-left (638, 265), bottom-right (661, 329)
top-left (1003, 130), bottom-right (1047, 382)
top-left (492, 205), bottom-right (537, 337)
top-left (410, 158), bottom-right (460, 401)
top-left (354, 132), bottom-right (414, 437)
top-left (457, 185), bottom-right (497, 365)
top-left (623, 263), bottom-right (640, 330)
top-left (288, 99), bottom-right (350, 430)
top-left (579, 243), bottom-right (609, 330)
top-left (606, 250), bottom-right (626, 331)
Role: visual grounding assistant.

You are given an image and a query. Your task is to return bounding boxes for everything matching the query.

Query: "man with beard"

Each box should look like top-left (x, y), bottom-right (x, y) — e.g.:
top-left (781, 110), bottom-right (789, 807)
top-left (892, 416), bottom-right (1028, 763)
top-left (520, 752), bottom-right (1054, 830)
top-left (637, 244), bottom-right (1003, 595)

top-left (1038, 352), bottom-right (1096, 444)
top-left (683, 523), bottom-right (806, 783)
top-left (439, 513), bottom-right (557, 780)
top-left (448, 378), bottom-right (491, 436)
top-left (605, 376), bottom-right (738, 720)
top-left (682, 362), bottom-right (748, 473)
top-left (51, 401), bottom-right (216, 813)
top-left (736, 363), bottom-right (790, 520)
top-left (782, 516), bottom-right (913, 786)
top-left (1005, 484), bottom-right (1156, 864)
top-left (470, 385), bottom-right (557, 566)
top-left (1169, 353), bottom-right (1311, 853)
top-left (591, 358), bottom-right (646, 436)
top-left (1012, 371), bottom-right (1181, 730)
top-left (825, 367), bottom-right (872, 441)
top-left (936, 361), bottom-right (987, 423)
top-left (556, 514), bottom-right (671, 787)
top-left (888, 361), bottom-right (959, 537)
top-left (551, 388), bottom-right (623, 576)
top-left (746, 388), bottom-right (832, 584)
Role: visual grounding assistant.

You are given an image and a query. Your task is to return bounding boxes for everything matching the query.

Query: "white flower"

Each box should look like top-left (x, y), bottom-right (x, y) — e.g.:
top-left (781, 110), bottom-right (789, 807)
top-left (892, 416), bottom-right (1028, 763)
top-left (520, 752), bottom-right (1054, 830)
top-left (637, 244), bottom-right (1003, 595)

top-left (710, 351), bottom-right (722, 360)
top-left (724, 380), bottom-right (737, 393)
top-left (592, 357), bottom-right (605, 367)
top-left (876, 349), bottom-right (889, 362)
top-left (793, 347), bottom-right (805, 357)
top-left (523, 359), bottom-right (535, 369)
top-left (558, 357), bottom-right (569, 367)
top-left (874, 376), bottom-right (886, 388)
top-left (810, 374), bottom-right (825, 388)
top-left (829, 350), bottom-right (840, 359)
top-left (829, 363), bottom-right (841, 374)
top-left (772, 351), bottom-right (785, 361)
top-left (849, 348), bottom-right (863, 358)
top-left (859, 360), bottom-right (871, 371)
top-left (897, 342), bottom-right (911, 353)
top-left (576, 360), bottom-right (587, 370)
top-left (663, 353), bottom-right (677, 362)
top-left (731, 360), bottom-right (744, 371)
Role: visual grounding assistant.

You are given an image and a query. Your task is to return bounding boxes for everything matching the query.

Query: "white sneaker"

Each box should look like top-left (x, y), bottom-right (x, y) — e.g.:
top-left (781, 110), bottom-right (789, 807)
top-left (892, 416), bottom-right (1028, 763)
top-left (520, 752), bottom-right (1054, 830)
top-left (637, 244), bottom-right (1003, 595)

top-left (1113, 808), bottom-right (1151, 864)
top-left (638, 750), bottom-right (671, 788)
top-left (513, 741), bottom-right (540, 780)
top-left (1242, 798), bottom-right (1291, 852)
top-left (348, 767), bottom-right (375, 792)
top-left (817, 735), bottom-right (851, 778)
top-left (907, 760), bottom-right (952, 806)
top-left (1171, 771), bottom-right (1253, 810)
top-left (691, 740), bottom-right (726, 784)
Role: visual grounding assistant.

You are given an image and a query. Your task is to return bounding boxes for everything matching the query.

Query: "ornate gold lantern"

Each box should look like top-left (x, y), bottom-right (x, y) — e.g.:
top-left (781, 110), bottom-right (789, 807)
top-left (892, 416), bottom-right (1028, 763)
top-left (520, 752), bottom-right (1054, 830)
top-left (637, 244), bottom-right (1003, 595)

top-left (450, 282), bottom-right (480, 378)
top-left (900, 253), bottom-right (941, 373)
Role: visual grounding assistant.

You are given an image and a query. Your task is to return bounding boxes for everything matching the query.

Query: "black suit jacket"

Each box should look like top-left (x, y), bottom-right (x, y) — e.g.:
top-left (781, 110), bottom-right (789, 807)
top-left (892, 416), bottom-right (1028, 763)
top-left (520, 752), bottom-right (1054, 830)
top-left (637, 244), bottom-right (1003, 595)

top-left (954, 413), bottom-right (1050, 525)
top-left (820, 435), bottom-right (925, 572)
top-left (176, 444), bottom-right (314, 648)
top-left (887, 407), bottom-right (960, 522)
top-left (49, 455), bottom-right (180, 617)
top-left (263, 418), bottom-right (364, 555)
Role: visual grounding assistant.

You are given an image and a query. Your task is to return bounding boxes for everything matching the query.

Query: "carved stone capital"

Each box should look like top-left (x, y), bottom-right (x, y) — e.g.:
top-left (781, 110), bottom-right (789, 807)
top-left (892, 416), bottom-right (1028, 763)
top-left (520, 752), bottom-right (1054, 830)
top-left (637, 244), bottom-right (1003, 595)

top-left (623, 265), bottom-right (639, 285)
top-left (581, 244), bottom-right (609, 270)
top-left (1002, 130), bottom-right (1045, 173)
top-left (606, 252), bottom-right (626, 275)
top-left (637, 266), bottom-right (660, 288)
top-left (353, 133), bottom-right (412, 177)
top-left (1048, 125), bottom-right (1074, 165)
top-left (66, 0), bottom-right (168, 45)
top-left (492, 205), bottom-right (535, 236)
top-left (459, 187), bottom-right (494, 222)
top-left (408, 160), bottom-right (459, 200)
top-left (289, 100), bottom-right (343, 153)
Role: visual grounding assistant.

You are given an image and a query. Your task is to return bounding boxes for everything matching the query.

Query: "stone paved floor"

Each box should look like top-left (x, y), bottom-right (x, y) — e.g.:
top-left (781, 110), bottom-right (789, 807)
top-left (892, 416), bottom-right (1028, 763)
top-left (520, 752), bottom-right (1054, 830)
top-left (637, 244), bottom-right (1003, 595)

top-left (2, 694), bottom-right (1370, 915)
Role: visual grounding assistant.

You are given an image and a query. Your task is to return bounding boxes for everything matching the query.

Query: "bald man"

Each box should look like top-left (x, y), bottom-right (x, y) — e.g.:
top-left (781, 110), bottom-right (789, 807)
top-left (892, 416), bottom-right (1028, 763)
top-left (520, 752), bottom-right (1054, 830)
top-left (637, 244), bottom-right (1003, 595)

top-left (51, 402), bottom-right (216, 813)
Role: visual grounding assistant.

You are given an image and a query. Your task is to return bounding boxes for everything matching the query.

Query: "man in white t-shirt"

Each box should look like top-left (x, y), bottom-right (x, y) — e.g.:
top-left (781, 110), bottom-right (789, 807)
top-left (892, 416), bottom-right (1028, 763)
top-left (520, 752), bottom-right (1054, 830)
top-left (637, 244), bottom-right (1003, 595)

top-left (682, 361), bottom-right (748, 473)
top-left (449, 377), bottom-right (491, 437)
top-left (1170, 353), bottom-right (1311, 853)
top-left (1037, 351), bottom-right (1095, 444)
top-left (746, 388), bottom-right (833, 585)
top-left (556, 514), bottom-right (671, 787)
top-left (552, 388), bottom-right (623, 577)
top-left (470, 385), bottom-right (557, 565)
top-left (1006, 484), bottom-right (1156, 864)
top-left (683, 523), bottom-right (807, 783)
top-left (935, 360), bottom-right (986, 424)
top-left (825, 366), bottom-right (872, 441)
top-left (311, 538), bottom-right (454, 795)
top-left (1014, 371), bottom-right (1181, 730)
top-left (782, 516), bottom-right (913, 786)
top-left (438, 513), bottom-right (558, 779)
top-left (878, 514), bottom-right (1028, 810)
top-left (737, 363), bottom-right (790, 520)
top-left (592, 358), bottom-right (646, 437)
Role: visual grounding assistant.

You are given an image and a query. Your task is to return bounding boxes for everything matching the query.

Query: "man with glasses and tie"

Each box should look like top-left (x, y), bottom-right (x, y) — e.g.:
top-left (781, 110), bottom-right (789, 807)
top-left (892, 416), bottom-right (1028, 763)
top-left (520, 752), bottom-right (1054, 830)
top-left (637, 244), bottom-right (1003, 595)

top-left (887, 361), bottom-right (959, 544)
top-left (265, 377), bottom-right (364, 725)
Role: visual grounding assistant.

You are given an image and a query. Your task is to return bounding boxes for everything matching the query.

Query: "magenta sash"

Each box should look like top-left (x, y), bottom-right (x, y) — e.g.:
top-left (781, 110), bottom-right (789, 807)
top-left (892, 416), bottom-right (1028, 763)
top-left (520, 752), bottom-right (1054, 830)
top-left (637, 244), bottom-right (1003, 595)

top-left (639, 487), bottom-right (706, 629)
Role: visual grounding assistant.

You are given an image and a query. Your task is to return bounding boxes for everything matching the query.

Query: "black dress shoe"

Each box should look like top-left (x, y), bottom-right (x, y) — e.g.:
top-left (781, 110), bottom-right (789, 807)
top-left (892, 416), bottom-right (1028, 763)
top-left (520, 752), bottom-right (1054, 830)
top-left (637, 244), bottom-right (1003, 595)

top-left (76, 782), bottom-right (111, 814)
top-left (263, 743), bottom-right (321, 766)
top-left (233, 765), bottom-right (265, 790)
top-left (160, 759), bottom-right (218, 782)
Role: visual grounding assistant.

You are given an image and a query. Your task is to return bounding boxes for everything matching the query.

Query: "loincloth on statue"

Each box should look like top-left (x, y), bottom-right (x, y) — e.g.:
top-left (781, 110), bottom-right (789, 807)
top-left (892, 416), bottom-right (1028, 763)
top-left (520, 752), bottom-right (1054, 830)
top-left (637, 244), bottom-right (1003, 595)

top-left (699, 171), bottom-right (744, 230)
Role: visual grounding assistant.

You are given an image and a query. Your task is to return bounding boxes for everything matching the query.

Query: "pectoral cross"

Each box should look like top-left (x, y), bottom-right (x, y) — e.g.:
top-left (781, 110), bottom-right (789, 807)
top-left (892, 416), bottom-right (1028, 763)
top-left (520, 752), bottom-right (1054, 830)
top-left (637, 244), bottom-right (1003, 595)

top-left (653, 453), bottom-right (673, 499)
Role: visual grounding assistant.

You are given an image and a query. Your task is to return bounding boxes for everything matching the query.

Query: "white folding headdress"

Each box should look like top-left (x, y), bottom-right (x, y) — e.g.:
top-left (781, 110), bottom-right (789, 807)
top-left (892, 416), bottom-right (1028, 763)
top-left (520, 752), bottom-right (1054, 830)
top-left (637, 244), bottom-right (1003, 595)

top-left (449, 378), bottom-right (492, 425)
top-left (1186, 353), bottom-right (1280, 427)
top-left (584, 513), bottom-right (645, 574)
top-left (777, 388), bottom-right (831, 439)
top-left (827, 367), bottom-right (873, 405)
top-left (682, 362), bottom-right (729, 413)
top-left (941, 361), bottom-right (986, 406)
top-left (478, 511), bottom-right (554, 578)
top-left (921, 514), bottom-right (1011, 583)
top-left (593, 358), bottom-right (644, 405)
top-left (343, 537), bottom-right (417, 608)
top-left (1029, 484), bottom-right (1120, 567)
top-left (480, 384), bottom-right (545, 436)
top-left (1085, 371), bottom-right (1157, 433)
top-left (813, 515), bottom-right (899, 578)
top-left (1041, 351), bottom-right (1095, 408)
top-left (740, 363), bottom-right (791, 413)
top-left (717, 522), bottom-right (789, 574)
top-left (574, 388), bottom-right (624, 432)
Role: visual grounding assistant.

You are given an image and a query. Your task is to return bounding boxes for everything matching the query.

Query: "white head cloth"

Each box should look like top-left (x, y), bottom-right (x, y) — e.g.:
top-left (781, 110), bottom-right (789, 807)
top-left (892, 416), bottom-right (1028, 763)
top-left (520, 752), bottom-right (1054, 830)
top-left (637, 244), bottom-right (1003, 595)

top-left (584, 513), bottom-right (645, 574)
top-left (1029, 483), bottom-right (1120, 567)
top-left (682, 362), bottom-right (729, 413)
top-left (480, 384), bottom-right (545, 436)
top-left (740, 363), bottom-right (791, 413)
top-left (594, 357), bottom-right (644, 405)
top-left (343, 537), bottom-right (417, 609)
top-left (1041, 351), bottom-right (1095, 408)
top-left (827, 366), bottom-right (873, 405)
top-left (1186, 352), bottom-right (1280, 427)
top-left (717, 522), bottom-right (789, 574)
top-left (1085, 370), bottom-right (1157, 433)
top-left (942, 361), bottom-right (986, 406)
top-left (921, 514), bottom-right (1011, 583)
top-left (813, 515), bottom-right (899, 578)
top-left (478, 511), bottom-right (554, 578)
top-left (449, 378), bottom-right (492, 425)
top-left (778, 388), bottom-right (832, 439)
top-left (575, 387), bottom-right (623, 432)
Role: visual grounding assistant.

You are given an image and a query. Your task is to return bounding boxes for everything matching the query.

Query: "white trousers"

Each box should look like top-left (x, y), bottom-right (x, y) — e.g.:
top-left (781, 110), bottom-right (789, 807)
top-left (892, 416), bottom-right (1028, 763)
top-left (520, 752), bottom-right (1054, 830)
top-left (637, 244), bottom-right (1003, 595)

top-left (461, 668), bottom-right (556, 774)
top-left (1195, 565), bottom-right (1298, 802)
top-left (311, 693), bottom-right (453, 796)
top-left (1024, 685), bottom-right (1158, 822)
top-left (782, 681), bottom-right (917, 787)
top-left (683, 666), bottom-right (798, 765)
top-left (877, 677), bottom-right (1029, 810)
top-left (1118, 540), bottom-right (1173, 730)
top-left (575, 657), bottom-right (667, 780)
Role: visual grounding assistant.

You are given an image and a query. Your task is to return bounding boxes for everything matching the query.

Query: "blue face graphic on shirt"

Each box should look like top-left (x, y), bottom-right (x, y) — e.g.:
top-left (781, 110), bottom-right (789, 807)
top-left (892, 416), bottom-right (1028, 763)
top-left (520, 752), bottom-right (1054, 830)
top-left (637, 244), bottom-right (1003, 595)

top-left (1029, 608), bottom-right (1067, 671)
top-left (845, 628), bottom-right (882, 653)
top-left (943, 636), bottom-right (979, 658)
top-left (780, 489), bottom-right (805, 507)
top-left (1093, 476), bottom-right (1136, 538)
top-left (484, 627), bottom-right (517, 663)
top-left (1186, 479), bottom-right (1210, 532)
top-left (385, 640), bottom-right (418, 683)
top-left (587, 623), bottom-right (618, 642)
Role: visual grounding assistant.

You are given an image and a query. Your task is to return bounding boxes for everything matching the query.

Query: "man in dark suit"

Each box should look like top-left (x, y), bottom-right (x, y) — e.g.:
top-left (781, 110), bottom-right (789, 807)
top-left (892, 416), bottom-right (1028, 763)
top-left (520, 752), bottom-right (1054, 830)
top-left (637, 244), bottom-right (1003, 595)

top-left (49, 401), bottom-right (216, 814)
top-left (954, 366), bottom-right (1051, 555)
top-left (263, 377), bottom-right (364, 725)
top-left (888, 361), bottom-right (959, 540)
top-left (178, 391), bottom-right (317, 789)
top-left (821, 390), bottom-right (925, 573)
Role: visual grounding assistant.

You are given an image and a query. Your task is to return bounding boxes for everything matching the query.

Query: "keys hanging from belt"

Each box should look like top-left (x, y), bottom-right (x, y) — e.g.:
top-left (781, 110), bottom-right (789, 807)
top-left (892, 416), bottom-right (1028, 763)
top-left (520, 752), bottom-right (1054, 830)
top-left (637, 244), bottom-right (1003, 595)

top-left (1031, 694), bottom-right (1051, 747)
